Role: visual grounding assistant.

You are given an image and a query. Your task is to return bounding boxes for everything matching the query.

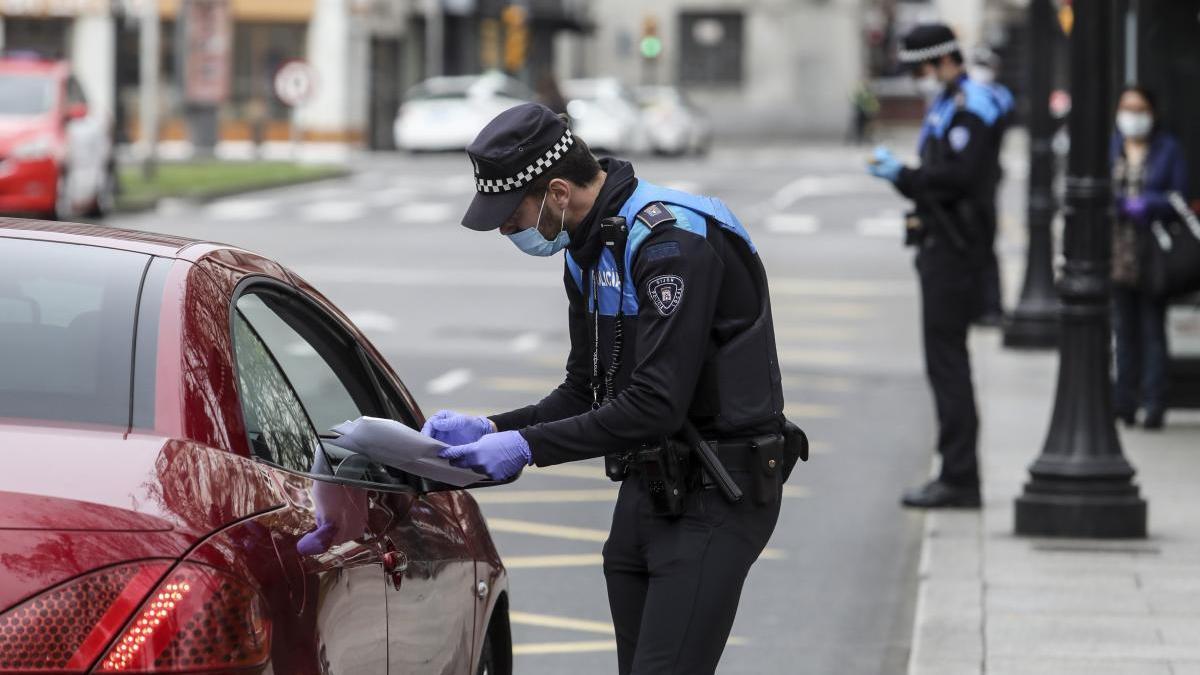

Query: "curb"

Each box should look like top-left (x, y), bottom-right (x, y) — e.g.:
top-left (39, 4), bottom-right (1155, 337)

top-left (114, 167), bottom-right (353, 215)
top-left (907, 505), bottom-right (985, 675)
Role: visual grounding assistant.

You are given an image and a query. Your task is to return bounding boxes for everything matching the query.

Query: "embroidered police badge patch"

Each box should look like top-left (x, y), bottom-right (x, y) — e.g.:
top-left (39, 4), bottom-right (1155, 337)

top-left (647, 275), bottom-right (684, 316)
top-left (636, 202), bottom-right (677, 229)
top-left (948, 126), bottom-right (970, 152)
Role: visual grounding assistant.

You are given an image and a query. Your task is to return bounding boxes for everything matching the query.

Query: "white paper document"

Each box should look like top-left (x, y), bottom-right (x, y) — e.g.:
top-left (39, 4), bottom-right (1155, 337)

top-left (328, 416), bottom-right (487, 488)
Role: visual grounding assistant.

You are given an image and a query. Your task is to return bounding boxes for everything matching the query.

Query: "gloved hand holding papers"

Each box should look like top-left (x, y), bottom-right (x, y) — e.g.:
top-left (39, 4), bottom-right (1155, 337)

top-left (329, 416), bottom-right (488, 487)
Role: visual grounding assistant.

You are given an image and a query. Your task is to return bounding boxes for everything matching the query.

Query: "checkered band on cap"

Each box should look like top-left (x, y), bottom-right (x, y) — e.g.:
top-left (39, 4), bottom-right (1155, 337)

top-left (475, 130), bottom-right (575, 194)
top-left (899, 39), bottom-right (960, 64)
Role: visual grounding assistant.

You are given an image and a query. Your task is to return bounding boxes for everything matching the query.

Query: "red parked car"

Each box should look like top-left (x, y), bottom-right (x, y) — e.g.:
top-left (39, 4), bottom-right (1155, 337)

top-left (0, 219), bottom-right (511, 674)
top-left (0, 52), bottom-right (116, 220)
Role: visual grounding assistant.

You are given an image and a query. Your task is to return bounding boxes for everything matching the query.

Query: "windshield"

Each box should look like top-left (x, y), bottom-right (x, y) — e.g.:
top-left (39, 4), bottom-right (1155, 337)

top-left (0, 73), bottom-right (55, 116)
top-left (0, 238), bottom-right (150, 428)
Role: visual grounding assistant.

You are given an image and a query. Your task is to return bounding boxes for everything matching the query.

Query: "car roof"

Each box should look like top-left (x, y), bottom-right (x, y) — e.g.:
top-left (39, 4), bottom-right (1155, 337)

top-left (0, 218), bottom-right (217, 258)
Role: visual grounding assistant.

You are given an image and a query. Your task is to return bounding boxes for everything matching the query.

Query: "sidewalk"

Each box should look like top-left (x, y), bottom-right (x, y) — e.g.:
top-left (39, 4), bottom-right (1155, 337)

top-left (907, 328), bottom-right (1200, 674)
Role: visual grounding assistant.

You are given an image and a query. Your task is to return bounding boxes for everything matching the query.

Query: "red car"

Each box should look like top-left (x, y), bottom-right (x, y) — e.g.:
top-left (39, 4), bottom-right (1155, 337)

top-left (0, 219), bottom-right (511, 674)
top-left (0, 52), bottom-right (116, 220)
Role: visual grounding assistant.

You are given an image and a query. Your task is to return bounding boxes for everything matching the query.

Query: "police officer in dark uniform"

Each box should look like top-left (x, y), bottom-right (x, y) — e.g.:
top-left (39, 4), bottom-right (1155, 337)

top-left (425, 103), bottom-right (805, 674)
top-left (868, 23), bottom-right (1001, 508)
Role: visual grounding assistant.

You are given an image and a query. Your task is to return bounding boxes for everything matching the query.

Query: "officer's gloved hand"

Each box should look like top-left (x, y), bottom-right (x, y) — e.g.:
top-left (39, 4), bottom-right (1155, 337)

top-left (421, 410), bottom-right (494, 446)
top-left (438, 430), bottom-right (531, 481)
top-left (1120, 195), bottom-right (1149, 222)
top-left (867, 145), bottom-right (903, 183)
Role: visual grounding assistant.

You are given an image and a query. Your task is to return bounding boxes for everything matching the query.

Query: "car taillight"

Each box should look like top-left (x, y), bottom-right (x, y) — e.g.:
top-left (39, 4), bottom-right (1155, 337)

top-left (0, 562), bottom-right (170, 672)
top-left (0, 561), bottom-right (270, 673)
top-left (96, 563), bottom-right (270, 672)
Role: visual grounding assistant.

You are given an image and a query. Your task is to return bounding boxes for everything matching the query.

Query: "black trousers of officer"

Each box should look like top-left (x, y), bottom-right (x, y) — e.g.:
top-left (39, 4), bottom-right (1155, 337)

top-left (603, 467), bottom-right (780, 675)
top-left (916, 238), bottom-right (980, 486)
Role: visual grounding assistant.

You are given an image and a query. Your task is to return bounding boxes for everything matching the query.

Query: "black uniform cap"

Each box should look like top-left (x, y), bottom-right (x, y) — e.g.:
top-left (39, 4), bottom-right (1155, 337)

top-left (461, 102), bottom-right (575, 231)
top-left (899, 23), bottom-right (960, 68)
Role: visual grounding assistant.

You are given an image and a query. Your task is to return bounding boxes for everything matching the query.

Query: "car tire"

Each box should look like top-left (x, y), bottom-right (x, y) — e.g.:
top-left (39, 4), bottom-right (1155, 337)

top-left (86, 165), bottom-right (117, 218)
top-left (51, 171), bottom-right (72, 221)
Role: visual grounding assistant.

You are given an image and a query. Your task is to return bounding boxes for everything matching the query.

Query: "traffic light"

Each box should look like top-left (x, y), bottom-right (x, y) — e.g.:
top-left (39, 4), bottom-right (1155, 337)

top-left (502, 5), bottom-right (528, 73)
top-left (640, 15), bottom-right (662, 59)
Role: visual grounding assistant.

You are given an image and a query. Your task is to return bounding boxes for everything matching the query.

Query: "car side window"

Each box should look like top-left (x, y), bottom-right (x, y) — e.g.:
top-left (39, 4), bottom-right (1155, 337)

top-left (232, 310), bottom-right (320, 472)
top-left (232, 288), bottom-right (416, 488)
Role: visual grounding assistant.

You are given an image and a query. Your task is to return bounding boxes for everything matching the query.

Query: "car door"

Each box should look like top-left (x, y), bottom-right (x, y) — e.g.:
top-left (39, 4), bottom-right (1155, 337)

top-left (233, 283), bottom-right (478, 675)
top-left (231, 290), bottom-right (392, 674)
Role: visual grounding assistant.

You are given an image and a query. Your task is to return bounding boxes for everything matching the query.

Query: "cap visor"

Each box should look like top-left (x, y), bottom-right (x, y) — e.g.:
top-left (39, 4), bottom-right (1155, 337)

top-left (461, 189), bottom-right (526, 231)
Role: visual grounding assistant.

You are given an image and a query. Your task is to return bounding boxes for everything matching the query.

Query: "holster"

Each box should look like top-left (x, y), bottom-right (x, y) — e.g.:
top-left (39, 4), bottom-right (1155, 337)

top-left (746, 434), bottom-right (784, 505)
top-left (633, 441), bottom-right (692, 518)
top-left (781, 419), bottom-right (809, 482)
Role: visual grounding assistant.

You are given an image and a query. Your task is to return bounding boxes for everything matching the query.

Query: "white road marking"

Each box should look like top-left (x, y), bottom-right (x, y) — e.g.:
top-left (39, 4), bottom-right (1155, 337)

top-left (473, 489), bottom-right (619, 504)
top-left (662, 180), bottom-right (701, 194)
top-left (394, 202), bottom-right (454, 223)
top-left (426, 368), bottom-right (472, 395)
top-left (486, 518), bottom-right (786, 558)
top-left (765, 213), bottom-right (820, 234)
top-left (770, 174), bottom-right (881, 210)
top-left (205, 198), bottom-right (277, 221)
top-left (366, 186), bottom-right (417, 207)
top-left (783, 402), bottom-right (842, 418)
top-left (504, 554), bottom-right (604, 569)
top-left (301, 200), bottom-right (367, 222)
top-left (856, 212), bottom-right (904, 238)
top-left (513, 641), bottom-right (617, 656)
top-left (344, 310), bottom-right (397, 333)
top-left (779, 349), bottom-right (859, 367)
top-left (509, 332), bottom-right (542, 353)
top-left (511, 612), bottom-right (614, 635)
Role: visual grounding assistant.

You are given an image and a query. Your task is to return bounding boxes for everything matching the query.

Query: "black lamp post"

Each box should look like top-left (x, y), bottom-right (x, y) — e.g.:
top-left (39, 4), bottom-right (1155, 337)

top-left (1014, 0), bottom-right (1147, 538)
top-left (1003, 0), bottom-right (1060, 349)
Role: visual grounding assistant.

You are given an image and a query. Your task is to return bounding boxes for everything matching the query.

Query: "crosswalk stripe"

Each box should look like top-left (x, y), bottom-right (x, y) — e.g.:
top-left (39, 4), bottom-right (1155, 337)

top-left (486, 518), bottom-right (609, 542)
top-left (778, 349), bottom-right (859, 367)
top-left (773, 301), bottom-right (878, 319)
top-left (765, 213), bottom-right (820, 234)
top-left (774, 325), bottom-right (859, 340)
top-left (427, 368), bottom-right (472, 395)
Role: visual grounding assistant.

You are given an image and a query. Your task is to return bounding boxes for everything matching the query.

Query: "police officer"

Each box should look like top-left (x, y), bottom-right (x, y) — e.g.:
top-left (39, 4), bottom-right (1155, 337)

top-left (426, 103), bottom-right (796, 674)
top-left (868, 23), bottom-right (1002, 508)
top-left (971, 46), bottom-right (1016, 325)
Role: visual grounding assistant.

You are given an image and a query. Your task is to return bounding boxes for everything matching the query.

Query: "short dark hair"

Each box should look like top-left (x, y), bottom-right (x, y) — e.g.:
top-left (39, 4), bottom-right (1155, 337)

top-left (527, 132), bottom-right (601, 196)
top-left (1119, 84), bottom-right (1157, 114)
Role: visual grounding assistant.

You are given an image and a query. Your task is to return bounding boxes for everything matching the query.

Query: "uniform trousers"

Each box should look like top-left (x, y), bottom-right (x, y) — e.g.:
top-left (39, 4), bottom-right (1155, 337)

top-left (603, 467), bottom-right (781, 675)
top-left (916, 239), bottom-right (981, 487)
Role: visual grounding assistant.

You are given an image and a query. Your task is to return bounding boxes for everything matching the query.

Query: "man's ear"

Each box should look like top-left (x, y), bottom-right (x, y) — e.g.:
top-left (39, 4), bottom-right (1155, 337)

top-left (548, 177), bottom-right (572, 207)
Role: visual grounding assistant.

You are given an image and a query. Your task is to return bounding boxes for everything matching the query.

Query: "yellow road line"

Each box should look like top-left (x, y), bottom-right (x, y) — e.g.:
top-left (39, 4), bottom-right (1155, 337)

top-left (487, 518), bottom-right (610, 542)
top-left (504, 554), bottom-right (605, 569)
top-left (474, 488), bottom-right (620, 504)
top-left (514, 640), bottom-right (617, 656)
top-left (511, 611), bottom-right (614, 635)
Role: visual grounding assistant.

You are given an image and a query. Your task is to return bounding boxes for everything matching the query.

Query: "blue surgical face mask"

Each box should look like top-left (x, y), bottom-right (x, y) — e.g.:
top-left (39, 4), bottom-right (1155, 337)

top-left (507, 192), bottom-right (569, 257)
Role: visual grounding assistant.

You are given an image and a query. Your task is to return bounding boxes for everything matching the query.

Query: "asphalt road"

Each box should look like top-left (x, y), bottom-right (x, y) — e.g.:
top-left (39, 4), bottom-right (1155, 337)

top-left (118, 140), bottom-right (950, 675)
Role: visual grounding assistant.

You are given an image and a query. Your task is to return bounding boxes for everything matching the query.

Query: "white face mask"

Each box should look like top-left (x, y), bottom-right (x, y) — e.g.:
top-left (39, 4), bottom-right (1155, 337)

top-left (973, 67), bottom-right (995, 84)
top-left (916, 74), bottom-right (942, 98)
top-left (506, 192), bottom-right (569, 257)
top-left (1116, 110), bottom-right (1153, 140)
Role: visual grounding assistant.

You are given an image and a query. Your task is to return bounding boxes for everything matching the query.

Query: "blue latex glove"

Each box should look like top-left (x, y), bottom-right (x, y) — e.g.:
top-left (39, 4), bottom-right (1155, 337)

top-left (421, 410), bottom-right (494, 446)
top-left (1121, 195), bottom-right (1149, 221)
top-left (439, 430), bottom-right (531, 481)
top-left (867, 145), bottom-right (903, 182)
top-left (296, 515), bottom-right (337, 556)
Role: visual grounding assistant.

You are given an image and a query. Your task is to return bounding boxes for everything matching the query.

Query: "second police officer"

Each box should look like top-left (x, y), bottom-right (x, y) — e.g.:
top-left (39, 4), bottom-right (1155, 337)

top-left (868, 23), bottom-right (1003, 509)
top-left (424, 103), bottom-right (806, 674)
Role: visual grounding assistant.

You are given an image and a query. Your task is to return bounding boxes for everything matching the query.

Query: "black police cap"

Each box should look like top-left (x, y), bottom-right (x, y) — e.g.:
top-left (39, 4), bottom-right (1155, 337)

top-left (461, 102), bottom-right (575, 231)
top-left (899, 23), bottom-right (960, 67)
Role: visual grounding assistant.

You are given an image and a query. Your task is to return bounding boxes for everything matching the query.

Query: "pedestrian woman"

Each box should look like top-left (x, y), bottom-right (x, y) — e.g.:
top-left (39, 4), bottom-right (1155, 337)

top-left (1110, 85), bottom-right (1189, 430)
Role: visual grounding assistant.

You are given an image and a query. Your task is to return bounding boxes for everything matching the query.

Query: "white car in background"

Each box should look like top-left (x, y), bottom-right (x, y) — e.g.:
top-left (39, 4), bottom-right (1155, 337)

top-left (563, 78), bottom-right (650, 155)
top-left (635, 85), bottom-right (713, 156)
top-left (394, 72), bottom-right (532, 151)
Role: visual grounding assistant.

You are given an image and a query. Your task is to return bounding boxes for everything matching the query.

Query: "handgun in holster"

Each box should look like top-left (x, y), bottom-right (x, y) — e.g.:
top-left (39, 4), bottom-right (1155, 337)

top-left (634, 441), bottom-right (690, 518)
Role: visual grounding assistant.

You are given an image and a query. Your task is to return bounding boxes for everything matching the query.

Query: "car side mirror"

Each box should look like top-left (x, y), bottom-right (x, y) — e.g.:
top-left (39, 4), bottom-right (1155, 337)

top-left (65, 103), bottom-right (88, 121)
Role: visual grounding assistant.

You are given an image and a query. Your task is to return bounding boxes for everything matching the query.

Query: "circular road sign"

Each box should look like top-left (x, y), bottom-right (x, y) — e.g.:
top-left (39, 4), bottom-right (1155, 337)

top-left (274, 60), bottom-right (315, 107)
